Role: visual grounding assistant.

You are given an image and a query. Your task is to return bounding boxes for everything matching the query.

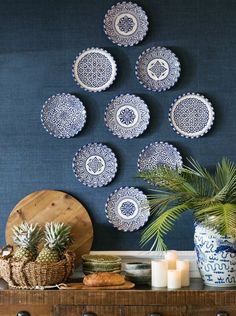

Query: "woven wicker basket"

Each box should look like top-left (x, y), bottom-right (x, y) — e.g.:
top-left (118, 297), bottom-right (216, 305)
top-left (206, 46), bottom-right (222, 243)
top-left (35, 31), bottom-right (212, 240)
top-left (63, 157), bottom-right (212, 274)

top-left (0, 252), bottom-right (75, 289)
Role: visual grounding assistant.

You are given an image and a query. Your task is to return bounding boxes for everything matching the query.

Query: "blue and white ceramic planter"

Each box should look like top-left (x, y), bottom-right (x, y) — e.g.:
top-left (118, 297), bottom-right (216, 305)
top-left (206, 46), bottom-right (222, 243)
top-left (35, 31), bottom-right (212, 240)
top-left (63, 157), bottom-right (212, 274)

top-left (194, 224), bottom-right (236, 287)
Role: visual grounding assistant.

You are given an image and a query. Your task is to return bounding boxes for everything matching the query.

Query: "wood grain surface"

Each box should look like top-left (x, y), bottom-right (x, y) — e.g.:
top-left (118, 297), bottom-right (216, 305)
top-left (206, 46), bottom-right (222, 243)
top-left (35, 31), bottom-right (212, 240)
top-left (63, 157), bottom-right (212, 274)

top-left (5, 190), bottom-right (93, 265)
top-left (57, 280), bottom-right (135, 290)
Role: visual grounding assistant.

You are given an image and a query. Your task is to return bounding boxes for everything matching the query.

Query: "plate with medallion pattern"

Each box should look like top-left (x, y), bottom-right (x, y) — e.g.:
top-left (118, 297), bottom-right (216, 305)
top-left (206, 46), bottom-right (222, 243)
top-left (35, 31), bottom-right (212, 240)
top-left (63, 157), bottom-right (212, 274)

top-left (104, 2), bottom-right (148, 47)
top-left (105, 187), bottom-right (150, 232)
top-left (72, 48), bottom-right (117, 92)
top-left (135, 47), bottom-right (181, 92)
top-left (41, 93), bottom-right (86, 138)
top-left (104, 94), bottom-right (150, 139)
top-left (72, 143), bottom-right (118, 188)
top-left (169, 93), bottom-right (215, 138)
top-left (137, 142), bottom-right (183, 174)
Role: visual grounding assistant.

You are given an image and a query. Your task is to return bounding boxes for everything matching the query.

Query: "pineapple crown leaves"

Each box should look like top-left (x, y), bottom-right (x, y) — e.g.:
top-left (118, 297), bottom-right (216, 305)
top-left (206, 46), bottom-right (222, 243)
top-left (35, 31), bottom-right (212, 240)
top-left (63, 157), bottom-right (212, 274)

top-left (139, 157), bottom-right (236, 250)
top-left (12, 222), bottom-right (43, 250)
top-left (44, 222), bottom-right (73, 253)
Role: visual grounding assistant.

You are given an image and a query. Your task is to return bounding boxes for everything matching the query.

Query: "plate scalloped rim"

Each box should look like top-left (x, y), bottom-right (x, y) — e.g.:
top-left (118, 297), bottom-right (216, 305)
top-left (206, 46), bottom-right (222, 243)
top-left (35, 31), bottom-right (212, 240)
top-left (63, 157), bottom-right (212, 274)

top-left (103, 1), bottom-right (149, 47)
top-left (169, 92), bottom-right (215, 139)
top-left (72, 47), bottom-right (117, 92)
top-left (40, 93), bottom-right (86, 139)
top-left (104, 93), bottom-right (150, 139)
top-left (105, 186), bottom-right (150, 232)
top-left (135, 46), bottom-right (181, 92)
top-left (137, 141), bottom-right (183, 172)
top-left (72, 142), bottom-right (118, 188)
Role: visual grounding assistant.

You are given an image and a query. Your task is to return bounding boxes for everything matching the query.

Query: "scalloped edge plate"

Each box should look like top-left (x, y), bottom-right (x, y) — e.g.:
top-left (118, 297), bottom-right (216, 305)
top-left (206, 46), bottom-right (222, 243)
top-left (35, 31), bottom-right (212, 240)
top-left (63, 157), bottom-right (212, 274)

top-left (104, 94), bottom-right (150, 139)
top-left (169, 93), bottom-right (215, 138)
top-left (72, 48), bottom-right (117, 92)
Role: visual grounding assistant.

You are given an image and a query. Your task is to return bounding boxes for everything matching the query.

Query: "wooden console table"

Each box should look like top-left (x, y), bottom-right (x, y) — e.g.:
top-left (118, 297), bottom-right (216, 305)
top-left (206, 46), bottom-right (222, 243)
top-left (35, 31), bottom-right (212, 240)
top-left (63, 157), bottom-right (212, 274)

top-left (0, 279), bottom-right (236, 316)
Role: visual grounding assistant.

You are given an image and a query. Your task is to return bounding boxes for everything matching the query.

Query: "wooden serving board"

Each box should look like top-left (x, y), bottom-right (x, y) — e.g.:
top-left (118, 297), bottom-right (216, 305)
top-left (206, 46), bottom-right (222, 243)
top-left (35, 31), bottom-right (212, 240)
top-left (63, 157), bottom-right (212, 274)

top-left (58, 281), bottom-right (135, 290)
top-left (5, 190), bottom-right (93, 265)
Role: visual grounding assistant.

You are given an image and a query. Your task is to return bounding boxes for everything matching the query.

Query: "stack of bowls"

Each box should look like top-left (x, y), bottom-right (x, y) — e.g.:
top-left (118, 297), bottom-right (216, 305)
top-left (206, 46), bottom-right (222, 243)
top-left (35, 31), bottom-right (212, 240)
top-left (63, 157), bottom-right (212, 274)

top-left (82, 254), bottom-right (122, 275)
top-left (124, 262), bottom-right (151, 285)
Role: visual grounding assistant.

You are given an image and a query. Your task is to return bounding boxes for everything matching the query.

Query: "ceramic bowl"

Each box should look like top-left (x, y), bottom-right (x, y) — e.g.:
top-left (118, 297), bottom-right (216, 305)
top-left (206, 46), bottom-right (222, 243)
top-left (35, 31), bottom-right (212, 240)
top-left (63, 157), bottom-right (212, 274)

top-left (124, 262), bottom-right (151, 270)
top-left (124, 262), bottom-right (151, 285)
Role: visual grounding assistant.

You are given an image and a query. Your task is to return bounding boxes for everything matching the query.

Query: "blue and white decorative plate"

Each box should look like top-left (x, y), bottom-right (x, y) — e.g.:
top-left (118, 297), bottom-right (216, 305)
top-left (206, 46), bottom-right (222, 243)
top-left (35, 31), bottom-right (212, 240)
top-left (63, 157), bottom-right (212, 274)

top-left (135, 47), bottom-right (181, 92)
top-left (72, 143), bottom-right (118, 188)
top-left (104, 94), bottom-right (150, 139)
top-left (137, 142), bottom-right (183, 173)
top-left (72, 48), bottom-right (117, 92)
top-left (104, 2), bottom-right (148, 47)
top-left (105, 187), bottom-right (150, 232)
top-left (41, 93), bottom-right (86, 138)
top-left (169, 93), bottom-right (215, 138)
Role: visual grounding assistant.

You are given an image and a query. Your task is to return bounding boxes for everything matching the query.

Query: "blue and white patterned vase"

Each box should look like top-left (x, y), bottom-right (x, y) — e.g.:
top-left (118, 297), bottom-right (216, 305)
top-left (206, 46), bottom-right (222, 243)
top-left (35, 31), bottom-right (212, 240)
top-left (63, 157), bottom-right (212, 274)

top-left (194, 224), bottom-right (236, 287)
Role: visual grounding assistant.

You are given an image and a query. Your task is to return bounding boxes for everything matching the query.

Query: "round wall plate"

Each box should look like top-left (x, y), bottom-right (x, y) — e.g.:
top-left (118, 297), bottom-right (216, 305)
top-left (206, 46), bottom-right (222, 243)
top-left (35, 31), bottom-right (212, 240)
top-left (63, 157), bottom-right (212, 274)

top-left (72, 48), bottom-right (117, 92)
top-left (41, 93), bottom-right (86, 138)
top-left (135, 47), bottom-right (181, 92)
top-left (104, 1), bottom-right (148, 47)
top-left (72, 143), bottom-right (118, 188)
top-left (138, 141), bottom-right (183, 173)
top-left (104, 94), bottom-right (150, 139)
top-left (105, 186), bottom-right (150, 232)
top-left (169, 93), bottom-right (215, 138)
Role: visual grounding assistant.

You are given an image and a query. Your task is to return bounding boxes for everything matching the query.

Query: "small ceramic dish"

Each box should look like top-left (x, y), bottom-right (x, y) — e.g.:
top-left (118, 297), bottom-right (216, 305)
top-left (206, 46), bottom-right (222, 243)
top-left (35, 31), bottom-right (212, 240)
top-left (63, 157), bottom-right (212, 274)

top-left (125, 274), bottom-right (151, 285)
top-left (125, 269), bottom-right (151, 277)
top-left (124, 262), bottom-right (151, 284)
top-left (124, 262), bottom-right (151, 270)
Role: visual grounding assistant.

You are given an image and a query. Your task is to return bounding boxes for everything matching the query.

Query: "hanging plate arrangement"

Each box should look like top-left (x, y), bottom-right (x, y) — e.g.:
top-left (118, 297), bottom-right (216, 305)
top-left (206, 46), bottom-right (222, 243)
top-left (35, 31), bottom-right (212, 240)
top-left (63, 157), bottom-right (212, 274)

top-left (135, 47), bottom-right (181, 92)
top-left (105, 187), bottom-right (150, 232)
top-left (104, 94), bottom-right (150, 139)
top-left (169, 93), bottom-right (215, 138)
top-left (137, 141), bottom-right (183, 174)
top-left (72, 143), bottom-right (118, 188)
top-left (41, 93), bottom-right (86, 138)
top-left (72, 48), bottom-right (117, 92)
top-left (104, 2), bottom-right (149, 47)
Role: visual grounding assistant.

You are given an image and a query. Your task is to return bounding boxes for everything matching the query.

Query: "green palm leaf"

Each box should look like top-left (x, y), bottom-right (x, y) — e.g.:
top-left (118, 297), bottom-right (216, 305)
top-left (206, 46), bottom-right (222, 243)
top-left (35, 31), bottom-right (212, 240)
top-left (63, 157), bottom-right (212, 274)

top-left (140, 203), bottom-right (189, 251)
top-left (139, 158), bottom-right (236, 250)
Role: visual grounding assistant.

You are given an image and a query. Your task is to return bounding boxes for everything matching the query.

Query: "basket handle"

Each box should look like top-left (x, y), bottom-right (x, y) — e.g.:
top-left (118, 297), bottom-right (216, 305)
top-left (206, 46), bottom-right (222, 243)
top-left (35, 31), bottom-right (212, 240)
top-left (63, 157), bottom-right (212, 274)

top-left (63, 252), bottom-right (75, 282)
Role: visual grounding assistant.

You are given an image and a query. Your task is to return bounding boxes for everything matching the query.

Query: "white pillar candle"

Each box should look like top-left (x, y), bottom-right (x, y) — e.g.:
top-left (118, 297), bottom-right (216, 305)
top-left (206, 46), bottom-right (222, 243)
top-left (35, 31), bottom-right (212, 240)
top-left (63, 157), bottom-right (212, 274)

top-left (167, 269), bottom-right (181, 289)
top-left (176, 260), bottom-right (190, 287)
top-left (151, 260), bottom-right (168, 288)
top-left (165, 250), bottom-right (177, 269)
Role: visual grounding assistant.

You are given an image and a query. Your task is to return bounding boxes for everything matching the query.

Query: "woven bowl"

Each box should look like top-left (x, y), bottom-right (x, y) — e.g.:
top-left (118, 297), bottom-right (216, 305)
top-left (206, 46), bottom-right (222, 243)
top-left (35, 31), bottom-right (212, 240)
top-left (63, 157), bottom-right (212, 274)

top-left (0, 252), bottom-right (75, 289)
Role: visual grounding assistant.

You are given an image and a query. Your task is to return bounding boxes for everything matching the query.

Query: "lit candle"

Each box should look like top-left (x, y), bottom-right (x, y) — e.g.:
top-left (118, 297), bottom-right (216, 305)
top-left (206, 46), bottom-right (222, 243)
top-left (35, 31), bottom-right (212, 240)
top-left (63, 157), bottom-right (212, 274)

top-left (176, 260), bottom-right (190, 287)
top-left (165, 250), bottom-right (177, 269)
top-left (167, 269), bottom-right (181, 289)
top-left (151, 260), bottom-right (168, 287)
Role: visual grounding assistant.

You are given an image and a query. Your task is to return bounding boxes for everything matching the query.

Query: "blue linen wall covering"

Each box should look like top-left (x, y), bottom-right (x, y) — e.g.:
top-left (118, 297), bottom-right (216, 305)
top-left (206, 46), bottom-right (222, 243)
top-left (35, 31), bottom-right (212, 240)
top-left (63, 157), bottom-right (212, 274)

top-left (0, 0), bottom-right (235, 250)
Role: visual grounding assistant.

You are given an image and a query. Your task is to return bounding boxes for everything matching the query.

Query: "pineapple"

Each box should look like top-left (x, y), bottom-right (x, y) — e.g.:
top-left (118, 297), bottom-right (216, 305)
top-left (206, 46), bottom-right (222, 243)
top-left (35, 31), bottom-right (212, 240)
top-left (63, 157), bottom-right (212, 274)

top-left (12, 223), bottom-right (43, 261)
top-left (36, 222), bottom-right (72, 263)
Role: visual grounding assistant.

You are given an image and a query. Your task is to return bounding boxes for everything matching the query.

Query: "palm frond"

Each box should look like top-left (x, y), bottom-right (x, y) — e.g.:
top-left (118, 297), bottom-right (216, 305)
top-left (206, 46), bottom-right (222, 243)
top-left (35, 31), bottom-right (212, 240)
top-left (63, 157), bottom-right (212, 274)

top-left (213, 158), bottom-right (236, 203)
top-left (194, 203), bottom-right (236, 237)
top-left (139, 165), bottom-right (198, 195)
top-left (140, 204), bottom-right (189, 251)
top-left (138, 158), bottom-right (236, 250)
top-left (184, 158), bottom-right (219, 193)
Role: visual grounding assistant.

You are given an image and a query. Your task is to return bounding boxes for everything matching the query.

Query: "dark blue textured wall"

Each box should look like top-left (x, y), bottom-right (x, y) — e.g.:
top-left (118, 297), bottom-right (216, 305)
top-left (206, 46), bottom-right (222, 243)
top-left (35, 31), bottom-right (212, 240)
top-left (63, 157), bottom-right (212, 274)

top-left (0, 0), bottom-right (235, 250)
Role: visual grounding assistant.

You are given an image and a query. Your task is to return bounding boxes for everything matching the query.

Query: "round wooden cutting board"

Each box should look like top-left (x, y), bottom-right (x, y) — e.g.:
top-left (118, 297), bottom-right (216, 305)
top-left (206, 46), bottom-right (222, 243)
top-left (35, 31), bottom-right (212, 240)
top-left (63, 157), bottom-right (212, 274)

top-left (5, 190), bottom-right (93, 265)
